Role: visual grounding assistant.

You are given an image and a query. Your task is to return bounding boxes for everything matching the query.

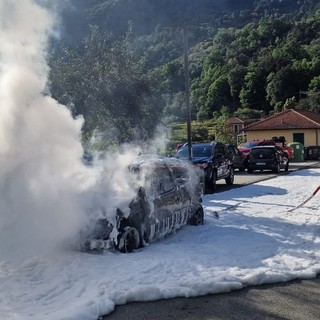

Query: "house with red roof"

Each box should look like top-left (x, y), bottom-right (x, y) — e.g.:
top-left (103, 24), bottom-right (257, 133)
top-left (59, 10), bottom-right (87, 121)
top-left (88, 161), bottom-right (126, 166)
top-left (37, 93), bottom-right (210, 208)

top-left (243, 109), bottom-right (320, 146)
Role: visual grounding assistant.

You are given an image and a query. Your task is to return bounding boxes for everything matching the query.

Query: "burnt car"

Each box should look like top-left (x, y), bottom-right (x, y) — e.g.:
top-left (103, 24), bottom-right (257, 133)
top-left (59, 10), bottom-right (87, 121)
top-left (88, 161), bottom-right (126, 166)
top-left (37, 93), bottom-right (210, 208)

top-left (225, 144), bottom-right (246, 171)
top-left (82, 156), bottom-right (204, 253)
top-left (247, 145), bottom-right (289, 173)
top-left (174, 142), bottom-right (234, 194)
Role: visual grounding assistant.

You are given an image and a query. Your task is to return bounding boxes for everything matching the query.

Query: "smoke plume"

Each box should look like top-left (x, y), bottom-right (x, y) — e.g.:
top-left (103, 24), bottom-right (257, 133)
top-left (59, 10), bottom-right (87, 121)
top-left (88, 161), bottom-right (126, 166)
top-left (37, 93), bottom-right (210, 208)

top-left (0, 0), bottom-right (140, 261)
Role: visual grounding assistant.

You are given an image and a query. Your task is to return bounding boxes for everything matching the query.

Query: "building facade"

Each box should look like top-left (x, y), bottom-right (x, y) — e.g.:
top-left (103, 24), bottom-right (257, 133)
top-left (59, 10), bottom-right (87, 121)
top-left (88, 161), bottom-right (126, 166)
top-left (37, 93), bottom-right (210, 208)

top-left (243, 109), bottom-right (320, 146)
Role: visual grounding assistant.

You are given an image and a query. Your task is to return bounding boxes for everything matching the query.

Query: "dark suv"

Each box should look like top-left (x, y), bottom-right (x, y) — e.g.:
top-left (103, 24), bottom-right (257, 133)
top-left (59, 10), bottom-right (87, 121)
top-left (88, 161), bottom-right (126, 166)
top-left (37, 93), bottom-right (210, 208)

top-left (247, 145), bottom-right (289, 173)
top-left (82, 156), bottom-right (204, 253)
top-left (174, 142), bottom-right (234, 193)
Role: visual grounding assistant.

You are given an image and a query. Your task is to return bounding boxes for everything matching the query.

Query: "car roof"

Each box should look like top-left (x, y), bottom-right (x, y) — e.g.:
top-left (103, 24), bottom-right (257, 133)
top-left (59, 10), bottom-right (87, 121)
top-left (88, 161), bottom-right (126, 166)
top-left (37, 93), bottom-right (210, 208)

top-left (182, 141), bottom-right (218, 148)
top-left (225, 144), bottom-right (237, 147)
top-left (247, 140), bottom-right (274, 143)
top-left (130, 154), bottom-right (190, 170)
top-left (251, 145), bottom-right (277, 149)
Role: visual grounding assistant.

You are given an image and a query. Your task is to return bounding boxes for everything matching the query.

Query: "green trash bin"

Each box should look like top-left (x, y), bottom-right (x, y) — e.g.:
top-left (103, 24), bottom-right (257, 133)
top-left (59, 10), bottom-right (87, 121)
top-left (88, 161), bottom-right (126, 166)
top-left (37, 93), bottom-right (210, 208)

top-left (288, 142), bottom-right (304, 161)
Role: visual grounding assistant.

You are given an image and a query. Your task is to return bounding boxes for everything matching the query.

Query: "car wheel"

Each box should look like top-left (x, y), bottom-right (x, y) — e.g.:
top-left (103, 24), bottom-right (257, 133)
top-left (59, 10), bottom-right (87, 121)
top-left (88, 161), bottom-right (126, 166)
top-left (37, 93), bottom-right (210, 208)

top-left (225, 167), bottom-right (234, 185)
top-left (248, 168), bottom-right (253, 174)
top-left (273, 163), bottom-right (280, 173)
top-left (206, 170), bottom-right (217, 194)
top-left (190, 208), bottom-right (204, 226)
top-left (285, 160), bottom-right (289, 172)
top-left (118, 227), bottom-right (140, 253)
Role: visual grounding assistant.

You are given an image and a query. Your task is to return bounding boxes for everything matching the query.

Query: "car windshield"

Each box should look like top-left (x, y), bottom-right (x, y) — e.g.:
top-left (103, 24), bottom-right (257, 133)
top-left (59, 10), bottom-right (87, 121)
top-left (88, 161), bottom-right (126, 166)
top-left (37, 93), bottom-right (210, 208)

top-left (176, 145), bottom-right (212, 158)
top-left (242, 141), bottom-right (259, 148)
top-left (251, 148), bottom-right (274, 159)
top-left (130, 164), bottom-right (175, 196)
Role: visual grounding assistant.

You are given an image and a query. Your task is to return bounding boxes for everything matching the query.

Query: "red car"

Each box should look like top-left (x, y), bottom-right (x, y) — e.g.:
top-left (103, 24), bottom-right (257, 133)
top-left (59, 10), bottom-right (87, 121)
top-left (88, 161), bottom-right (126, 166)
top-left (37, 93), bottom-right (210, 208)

top-left (239, 139), bottom-right (294, 160)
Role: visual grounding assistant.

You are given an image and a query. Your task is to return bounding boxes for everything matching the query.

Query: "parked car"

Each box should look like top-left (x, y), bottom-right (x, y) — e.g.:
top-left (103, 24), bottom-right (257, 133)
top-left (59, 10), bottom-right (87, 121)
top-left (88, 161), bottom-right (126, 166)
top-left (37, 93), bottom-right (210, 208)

top-left (82, 155), bottom-right (204, 253)
top-left (225, 144), bottom-right (246, 171)
top-left (174, 142), bottom-right (234, 193)
top-left (239, 138), bottom-right (294, 160)
top-left (247, 145), bottom-right (289, 173)
top-left (238, 140), bottom-right (278, 159)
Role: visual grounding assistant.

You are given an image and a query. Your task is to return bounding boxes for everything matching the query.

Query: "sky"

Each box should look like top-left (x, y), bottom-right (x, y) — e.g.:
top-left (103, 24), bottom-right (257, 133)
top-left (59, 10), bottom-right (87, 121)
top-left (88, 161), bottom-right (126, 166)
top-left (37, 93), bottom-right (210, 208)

top-left (0, 168), bottom-right (319, 320)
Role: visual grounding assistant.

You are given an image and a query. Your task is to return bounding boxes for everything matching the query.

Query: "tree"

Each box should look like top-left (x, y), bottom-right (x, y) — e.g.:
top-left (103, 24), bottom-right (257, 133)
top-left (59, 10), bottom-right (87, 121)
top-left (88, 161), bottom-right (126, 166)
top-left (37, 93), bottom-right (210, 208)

top-left (234, 107), bottom-right (263, 119)
top-left (50, 26), bottom-right (163, 148)
top-left (239, 68), bottom-right (269, 113)
top-left (228, 65), bottom-right (247, 102)
top-left (205, 75), bottom-right (232, 114)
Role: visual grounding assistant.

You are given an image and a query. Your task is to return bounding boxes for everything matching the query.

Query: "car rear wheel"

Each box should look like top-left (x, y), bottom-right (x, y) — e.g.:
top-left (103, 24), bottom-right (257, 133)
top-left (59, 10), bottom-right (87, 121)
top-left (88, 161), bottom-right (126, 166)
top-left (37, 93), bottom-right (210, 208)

top-left (206, 170), bottom-right (217, 194)
top-left (225, 167), bottom-right (234, 185)
top-left (285, 160), bottom-right (289, 172)
top-left (189, 208), bottom-right (204, 226)
top-left (273, 163), bottom-right (280, 173)
top-left (118, 227), bottom-right (140, 253)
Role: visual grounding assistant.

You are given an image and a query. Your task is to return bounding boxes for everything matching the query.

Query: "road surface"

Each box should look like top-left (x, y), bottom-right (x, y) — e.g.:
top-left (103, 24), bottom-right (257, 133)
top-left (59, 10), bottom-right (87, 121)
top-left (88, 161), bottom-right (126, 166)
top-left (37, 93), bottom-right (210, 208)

top-left (102, 161), bottom-right (320, 320)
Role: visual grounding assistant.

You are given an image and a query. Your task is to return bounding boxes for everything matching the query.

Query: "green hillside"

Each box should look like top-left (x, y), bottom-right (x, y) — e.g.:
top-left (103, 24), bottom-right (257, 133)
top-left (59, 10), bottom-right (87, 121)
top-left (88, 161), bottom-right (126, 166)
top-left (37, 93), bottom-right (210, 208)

top-left (49, 0), bottom-right (320, 150)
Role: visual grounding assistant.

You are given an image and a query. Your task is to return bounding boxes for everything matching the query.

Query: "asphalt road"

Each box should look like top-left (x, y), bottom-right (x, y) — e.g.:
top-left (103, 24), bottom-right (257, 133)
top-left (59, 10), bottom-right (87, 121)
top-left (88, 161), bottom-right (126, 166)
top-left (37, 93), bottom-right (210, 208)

top-left (104, 276), bottom-right (320, 320)
top-left (102, 161), bottom-right (320, 320)
top-left (216, 160), bottom-right (320, 193)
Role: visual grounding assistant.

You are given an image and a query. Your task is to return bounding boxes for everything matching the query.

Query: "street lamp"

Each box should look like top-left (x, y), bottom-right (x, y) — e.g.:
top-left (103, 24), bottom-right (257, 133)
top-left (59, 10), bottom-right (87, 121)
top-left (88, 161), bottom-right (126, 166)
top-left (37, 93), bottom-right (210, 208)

top-left (183, 25), bottom-right (192, 161)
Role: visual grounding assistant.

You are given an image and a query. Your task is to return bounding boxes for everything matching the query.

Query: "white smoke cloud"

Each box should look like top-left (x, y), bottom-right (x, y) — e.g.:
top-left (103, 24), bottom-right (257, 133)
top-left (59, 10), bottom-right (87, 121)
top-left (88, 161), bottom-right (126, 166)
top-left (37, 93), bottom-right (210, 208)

top-left (0, 0), bottom-right (96, 260)
top-left (0, 0), bottom-right (172, 261)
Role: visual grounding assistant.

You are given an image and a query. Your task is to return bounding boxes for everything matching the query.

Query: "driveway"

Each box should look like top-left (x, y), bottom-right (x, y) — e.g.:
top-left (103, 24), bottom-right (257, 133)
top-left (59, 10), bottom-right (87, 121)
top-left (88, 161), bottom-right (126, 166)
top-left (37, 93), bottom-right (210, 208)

top-left (102, 161), bottom-right (320, 320)
top-left (104, 275), bottom-right (320, 320)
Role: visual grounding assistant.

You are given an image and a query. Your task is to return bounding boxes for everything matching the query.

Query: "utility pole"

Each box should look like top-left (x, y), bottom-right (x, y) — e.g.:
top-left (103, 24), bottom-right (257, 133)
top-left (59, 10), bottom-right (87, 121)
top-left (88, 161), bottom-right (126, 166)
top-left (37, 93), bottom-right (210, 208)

top-left (183, 25), bottom-right (192, 161)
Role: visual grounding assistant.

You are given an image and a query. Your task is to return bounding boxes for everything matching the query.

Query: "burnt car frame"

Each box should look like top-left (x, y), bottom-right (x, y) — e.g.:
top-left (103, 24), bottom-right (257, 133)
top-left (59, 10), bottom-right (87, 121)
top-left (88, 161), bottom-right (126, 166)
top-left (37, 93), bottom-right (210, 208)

top-left (83, 156), bottom-right (204, 253)
top-left (247, 145), bottom-right (289, 173)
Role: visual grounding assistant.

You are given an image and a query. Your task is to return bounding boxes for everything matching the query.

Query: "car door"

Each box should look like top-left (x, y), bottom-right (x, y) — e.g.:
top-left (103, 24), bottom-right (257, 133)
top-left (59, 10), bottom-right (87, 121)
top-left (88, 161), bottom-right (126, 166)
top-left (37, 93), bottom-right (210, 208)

top-left (145, 166), bottom-right (182, 241)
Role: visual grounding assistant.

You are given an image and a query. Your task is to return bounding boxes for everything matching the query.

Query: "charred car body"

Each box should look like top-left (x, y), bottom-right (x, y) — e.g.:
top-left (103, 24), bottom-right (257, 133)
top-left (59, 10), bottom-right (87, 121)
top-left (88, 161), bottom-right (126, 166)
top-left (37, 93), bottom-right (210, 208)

top-left (82, 156), bottom-right (204, 253)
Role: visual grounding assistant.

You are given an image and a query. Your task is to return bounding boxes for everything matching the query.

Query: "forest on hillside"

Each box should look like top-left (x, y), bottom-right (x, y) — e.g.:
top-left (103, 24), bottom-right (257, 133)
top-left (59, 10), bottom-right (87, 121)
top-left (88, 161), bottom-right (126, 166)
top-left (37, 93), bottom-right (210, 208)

top-left (49, 0), bottom-right (320, 149)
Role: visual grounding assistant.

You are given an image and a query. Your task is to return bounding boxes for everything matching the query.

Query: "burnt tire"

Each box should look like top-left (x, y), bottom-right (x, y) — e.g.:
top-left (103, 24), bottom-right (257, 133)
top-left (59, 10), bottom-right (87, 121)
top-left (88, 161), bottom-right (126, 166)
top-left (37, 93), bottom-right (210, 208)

top-left (118, 227), bottom-right (140, 253)
top-left (190, 208), bottom-right (204, 226)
